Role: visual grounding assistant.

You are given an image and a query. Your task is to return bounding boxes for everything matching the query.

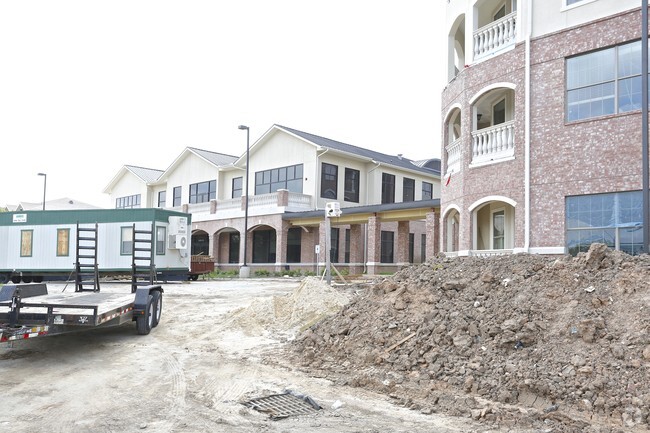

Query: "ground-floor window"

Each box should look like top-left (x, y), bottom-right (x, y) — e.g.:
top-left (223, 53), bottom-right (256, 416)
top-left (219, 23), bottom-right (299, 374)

top-left (380, 231), bottom-right (394, 263)
top-left (421, 234), bottom-right (426, 262)
top-left (566, 191), bottom-right (643, 255)
top-left (408, 233), bottom-right (414, 263)
top-left (287, 228), bottom-right (301, 263)
top-left (192, 232), bottom-right (209, 256)
top-left (253, 229), bottom-right (276, 263)
top-left (228, 233), bottom-right (239, 263)
top-left (344, 229), bottom-right (351, 263)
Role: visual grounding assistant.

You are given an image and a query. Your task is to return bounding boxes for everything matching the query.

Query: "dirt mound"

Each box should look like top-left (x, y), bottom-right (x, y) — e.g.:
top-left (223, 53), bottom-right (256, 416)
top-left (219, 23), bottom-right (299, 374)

top-left (289, 245), bottom-right (650, 432)
top-left (225, 277), bottom-right (351, 337)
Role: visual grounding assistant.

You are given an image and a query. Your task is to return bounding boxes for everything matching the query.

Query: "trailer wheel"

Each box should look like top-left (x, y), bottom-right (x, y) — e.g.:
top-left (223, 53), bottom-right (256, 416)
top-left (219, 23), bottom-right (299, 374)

top-left (136, 294), bottom-right (154, 335)
top-left (0, 273), bottom-right (9, 284)
top-left (151, 290), bottom-right (162, 328)
top-left (11, 276), bottom-right (21, 284)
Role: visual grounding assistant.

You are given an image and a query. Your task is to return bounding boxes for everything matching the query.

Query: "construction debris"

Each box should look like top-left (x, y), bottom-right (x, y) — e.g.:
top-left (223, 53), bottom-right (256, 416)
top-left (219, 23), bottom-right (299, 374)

top-left (289, 244), bottom-right (650, 432)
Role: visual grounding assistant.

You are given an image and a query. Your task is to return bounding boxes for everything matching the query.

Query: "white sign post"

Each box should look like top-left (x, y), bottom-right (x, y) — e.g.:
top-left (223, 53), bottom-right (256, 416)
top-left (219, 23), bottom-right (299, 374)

top-left (324, 202), bottom-right (342, 285)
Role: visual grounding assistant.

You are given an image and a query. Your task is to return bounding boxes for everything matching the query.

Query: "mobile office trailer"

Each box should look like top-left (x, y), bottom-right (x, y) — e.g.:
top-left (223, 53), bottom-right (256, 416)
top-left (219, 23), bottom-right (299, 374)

top-left (0, 209), bottom-right (191, 284)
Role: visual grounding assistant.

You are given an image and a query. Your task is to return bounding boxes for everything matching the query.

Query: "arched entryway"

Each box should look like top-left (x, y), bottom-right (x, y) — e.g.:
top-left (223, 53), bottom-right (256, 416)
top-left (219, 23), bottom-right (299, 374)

top-left (470, 197), bottom-right (516, 252)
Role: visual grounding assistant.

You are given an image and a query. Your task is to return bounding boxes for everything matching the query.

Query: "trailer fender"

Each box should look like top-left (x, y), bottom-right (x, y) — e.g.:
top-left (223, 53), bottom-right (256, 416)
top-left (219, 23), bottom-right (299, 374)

top-left (133, 285), bottom-right (163, 318)
top-left (0, 283), bottom-right (48, 302)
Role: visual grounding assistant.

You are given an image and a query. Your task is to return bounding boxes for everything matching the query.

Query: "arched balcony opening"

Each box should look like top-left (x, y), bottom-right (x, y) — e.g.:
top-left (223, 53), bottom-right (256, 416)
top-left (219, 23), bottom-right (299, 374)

top-left (444, 107), bottom-right (462, 176)
top-left (444, 208), bottom-right (461, 255)
top-left (447, 14), bottom-right (466, 82)
top-left (472, 199), bottom-right (515, 255)
top-left (473, 0), bottom-right (518, 61)
top-left (471, 87), bottom-right (516, 166)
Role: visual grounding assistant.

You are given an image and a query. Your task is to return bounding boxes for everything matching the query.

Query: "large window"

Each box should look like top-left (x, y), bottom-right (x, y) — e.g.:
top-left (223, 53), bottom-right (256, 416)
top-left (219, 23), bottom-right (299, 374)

top-left (190, 180), bottom-right (216, 204)
top-left (255, 164), bottom-right (303, 195)
top-left (567, 40), bottom-right (643, 122)
top-left (344, 229), bottom-right (351, 263)
top-left (381, 173), bottom-right (396, 204)
top-left (57, 229), bottom-right (70, 256)
top-left (422, 182), bottom-right (433, 200)
top-left (566, 191), bottom-right (643, 255)
top-left (173, 186), bottom-right (182, 207)
top-left (287, 227), bottom-right (301, 263)
top-left (344, 168), bottom-right (360, 203)
top-left (158, 191), bottom-right (166, 208)
top-left (253, 230), bottom-right (276, 263)
top-left (330, 228), bottom-right (339, 263)
top-left (232, 177), bottom-right (243, 198)
top-left (116, 194), bottom-right (141, 209)
top-left (403, 177), bottom-right (415, 202)
top-left (321, 163), bottom-right (338, 199)
top-left (228, 233), bottom-right (240, 264)
top-left (380, 231), bottom-right (394, 263)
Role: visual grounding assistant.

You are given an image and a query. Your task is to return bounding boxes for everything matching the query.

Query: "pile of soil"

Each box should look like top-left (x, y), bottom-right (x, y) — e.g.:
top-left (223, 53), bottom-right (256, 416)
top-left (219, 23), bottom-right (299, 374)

top-left (288, 244), bottom-right (650, 432)
top-left (225, 277), bottom-right (351, 337)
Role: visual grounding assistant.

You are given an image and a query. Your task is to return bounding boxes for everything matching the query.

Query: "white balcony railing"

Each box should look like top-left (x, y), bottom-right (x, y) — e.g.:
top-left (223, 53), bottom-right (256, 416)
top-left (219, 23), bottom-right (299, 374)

top-left (471, 120), bottom-right (515, 165)
top-left (445, 138), bottom-right (462, 175)
top-left (473, 11), bottom-right (517, 60)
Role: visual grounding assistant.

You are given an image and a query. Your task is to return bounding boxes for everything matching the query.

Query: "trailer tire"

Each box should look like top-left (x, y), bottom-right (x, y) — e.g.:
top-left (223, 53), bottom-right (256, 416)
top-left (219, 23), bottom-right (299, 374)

top-left (136, 294), bottom-right (154, 335)
top-left (151, 290), bottom-right (162, 328)
top-left (11, 276), bottom-right (21, 284)
top-left (0, 273), bottom-right (9, 284)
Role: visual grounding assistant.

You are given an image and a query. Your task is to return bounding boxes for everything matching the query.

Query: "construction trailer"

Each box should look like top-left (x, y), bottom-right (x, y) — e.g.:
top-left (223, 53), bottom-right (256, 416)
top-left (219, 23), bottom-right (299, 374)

top-left (0, 209), bottom-right (191, 284)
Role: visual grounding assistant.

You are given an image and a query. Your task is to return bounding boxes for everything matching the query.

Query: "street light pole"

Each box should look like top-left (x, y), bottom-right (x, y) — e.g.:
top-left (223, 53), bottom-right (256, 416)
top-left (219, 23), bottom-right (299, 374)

top-left (238, 125), bottom-right (251, 278)
top-left (37, 173), bottom-right (47, 210)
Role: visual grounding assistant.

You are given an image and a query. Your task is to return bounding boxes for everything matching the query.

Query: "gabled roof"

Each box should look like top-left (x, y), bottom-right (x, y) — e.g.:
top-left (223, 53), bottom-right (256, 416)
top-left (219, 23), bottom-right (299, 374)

top-left (274, 125), bottom-right (440, 177)
top-left (126, 165), bottom-right (164, 183)
top-left (16, 197), bottom-right (102, 211)
top-left (103, 165), bottom-right (164, 194)
top-left (189, 147), bottom-right (238, 167)
top-left (157, 147), bottom-right (238, 181)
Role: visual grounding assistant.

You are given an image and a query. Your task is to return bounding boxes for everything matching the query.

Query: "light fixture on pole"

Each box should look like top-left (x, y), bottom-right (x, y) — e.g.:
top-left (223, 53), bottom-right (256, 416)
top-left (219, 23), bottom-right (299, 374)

top-left (238, 125), bottom-right (251, 278)
top-left (37, 173), bottom-right (47, 211)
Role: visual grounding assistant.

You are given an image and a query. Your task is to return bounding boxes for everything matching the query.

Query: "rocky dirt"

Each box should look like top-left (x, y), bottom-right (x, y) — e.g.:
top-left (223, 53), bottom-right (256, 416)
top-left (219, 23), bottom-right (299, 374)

top-left (288, 244), bottom-right (650, 432)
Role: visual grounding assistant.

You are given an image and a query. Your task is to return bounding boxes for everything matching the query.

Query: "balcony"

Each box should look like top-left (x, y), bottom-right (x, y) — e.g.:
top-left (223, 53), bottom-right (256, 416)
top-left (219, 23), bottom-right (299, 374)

top-left (445, 138), bottom-right (462, 175)
top-left (473, 11), bottom-right (517, 60)
top-left (188, 190), bottom-right (313, 222)
top-left (471, 120), bottom-right (515, 166)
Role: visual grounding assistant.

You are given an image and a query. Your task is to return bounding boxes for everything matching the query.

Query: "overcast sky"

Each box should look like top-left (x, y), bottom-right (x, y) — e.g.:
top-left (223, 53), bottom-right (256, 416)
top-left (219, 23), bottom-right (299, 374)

top-left (0, 1), bottom-right (445, 208)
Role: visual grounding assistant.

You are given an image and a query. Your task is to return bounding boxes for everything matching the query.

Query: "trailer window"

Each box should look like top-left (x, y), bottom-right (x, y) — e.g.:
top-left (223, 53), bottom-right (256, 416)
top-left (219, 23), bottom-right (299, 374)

top-left (57, 229), bottom-right (70, 256)
top-left (156, 226), bottom-right (166, 255)
top-left (121, 226), bottom-right (133, 255)
top-left (20, 230), bottom-right (33, 257)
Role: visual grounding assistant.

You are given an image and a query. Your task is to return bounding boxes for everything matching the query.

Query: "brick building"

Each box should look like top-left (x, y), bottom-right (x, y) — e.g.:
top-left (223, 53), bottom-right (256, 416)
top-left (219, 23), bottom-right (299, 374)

top-left (441, 0), bottom-right (645, 256)
top-left (104, 125), bottom-right (441, 275)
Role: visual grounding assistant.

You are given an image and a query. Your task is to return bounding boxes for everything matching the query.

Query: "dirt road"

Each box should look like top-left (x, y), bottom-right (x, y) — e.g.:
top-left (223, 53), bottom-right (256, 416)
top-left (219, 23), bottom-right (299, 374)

top-left (0, 280), bottom-right (500, 433)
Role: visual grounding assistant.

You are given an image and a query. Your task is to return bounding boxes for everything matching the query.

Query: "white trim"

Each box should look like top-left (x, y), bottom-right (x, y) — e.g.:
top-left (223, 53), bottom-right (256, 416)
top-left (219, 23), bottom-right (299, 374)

top-left (469, 82), bottom-right (517, 105)
top-left (442, 204), bottom-right (462, 219)
top-left (444, 103), bottom-right (463, 124)
top-left (560, 0), bottom-right (598, 12)
top-left (468, 195), bottom-right (517, 212)
top-left (468, 155), bottom-right (516, 168)
top-left (527, 246), bottom-right (565, 255)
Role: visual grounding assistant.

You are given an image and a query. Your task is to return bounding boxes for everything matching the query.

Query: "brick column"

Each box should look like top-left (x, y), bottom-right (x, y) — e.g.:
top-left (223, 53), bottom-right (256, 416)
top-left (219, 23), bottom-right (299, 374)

top-left (210, 199), bottom-right (217, 214)
top-left (275, 220), bottom-right (290, 272)
top-left (277, 189), bottom-right (289, 206)
top-left (349, 224), bottom-right (364, 275)
top-left (396, 220), bottom-right (410, 268)
top-left (426, 210), bottom-right (439, 259)
top-left (366, 215), bottom-right (381, 275)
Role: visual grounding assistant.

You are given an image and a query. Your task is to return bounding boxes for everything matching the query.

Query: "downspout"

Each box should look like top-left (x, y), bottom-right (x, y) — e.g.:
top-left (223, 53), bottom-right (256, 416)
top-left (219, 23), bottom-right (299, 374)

top-left (315, 148), bottom-right (329, 209)
top-left (523, 0), bottom-right (532, 252)
top-left (364, 160), bottom-right (382, 273)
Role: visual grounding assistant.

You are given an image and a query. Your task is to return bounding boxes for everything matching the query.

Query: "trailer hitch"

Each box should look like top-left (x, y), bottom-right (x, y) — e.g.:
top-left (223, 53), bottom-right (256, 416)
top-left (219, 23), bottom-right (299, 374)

top-left (8, 290), bottom-right (21, 328)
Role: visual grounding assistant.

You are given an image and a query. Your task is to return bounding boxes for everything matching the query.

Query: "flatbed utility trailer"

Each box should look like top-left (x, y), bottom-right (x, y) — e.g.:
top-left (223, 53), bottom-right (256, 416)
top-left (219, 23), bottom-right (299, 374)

top-left (0, 282), bottom-right (163, 342)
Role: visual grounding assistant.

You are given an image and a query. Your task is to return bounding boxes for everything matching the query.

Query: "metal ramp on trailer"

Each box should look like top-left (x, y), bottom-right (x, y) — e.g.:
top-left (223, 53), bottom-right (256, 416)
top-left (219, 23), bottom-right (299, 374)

top-left (131, 223), bottom-right (156, 293)
top-left (75, 223), bottom-right (100, 292)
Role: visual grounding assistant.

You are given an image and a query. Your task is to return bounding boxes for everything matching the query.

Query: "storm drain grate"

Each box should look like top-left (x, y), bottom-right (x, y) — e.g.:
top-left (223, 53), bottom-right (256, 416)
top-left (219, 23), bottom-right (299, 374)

top-left (243, 392), bottom-right (321, 420)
